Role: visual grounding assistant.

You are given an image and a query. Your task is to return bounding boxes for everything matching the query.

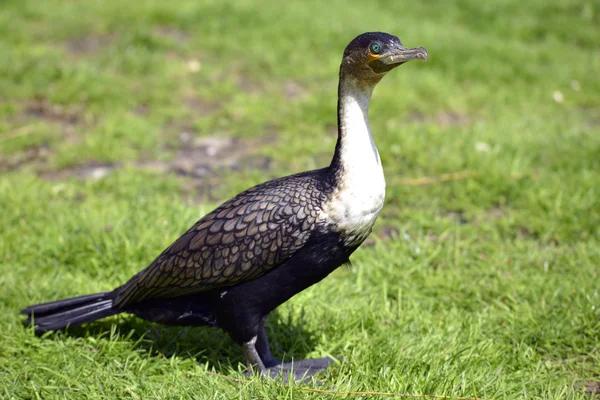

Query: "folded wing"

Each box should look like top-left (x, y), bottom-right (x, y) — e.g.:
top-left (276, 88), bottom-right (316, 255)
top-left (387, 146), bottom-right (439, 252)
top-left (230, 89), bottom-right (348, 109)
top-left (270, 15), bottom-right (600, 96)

top-left (114, 172), bottom-right (327, 308)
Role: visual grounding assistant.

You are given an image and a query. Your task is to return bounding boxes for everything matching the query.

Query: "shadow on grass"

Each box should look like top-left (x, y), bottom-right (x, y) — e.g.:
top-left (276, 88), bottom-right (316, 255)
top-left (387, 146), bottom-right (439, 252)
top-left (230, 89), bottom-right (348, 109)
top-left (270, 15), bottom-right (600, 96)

top-left (38, 309), bottom-right (320, 374)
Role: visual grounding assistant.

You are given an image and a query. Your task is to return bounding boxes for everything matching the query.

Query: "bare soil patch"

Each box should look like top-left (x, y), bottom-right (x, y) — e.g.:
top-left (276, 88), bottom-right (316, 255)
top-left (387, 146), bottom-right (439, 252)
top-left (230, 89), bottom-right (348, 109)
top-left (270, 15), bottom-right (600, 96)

top-left (138, 135), bottom-right (274, 179)
top-left (445, 210), bottom-right (469, 224)
top-left (3, 96), bottom-right (275, 202)
top-left (235, 74), bottom-right (263, 95)
top-left (66, 33), bottom-right (116, 56)
top-left (22, 99), bottom-right (81, 125)
top-left (39, 162), bottom-right (115, 181)
top-left (576, 381), bottom-right (600, 397)
top-left (282, 81), bottom-right (308, 102)
top-left (11, 98), bottom-right (86, 142)
top-left (182, 94), bottom-right (222, 117)
top-left (1, 99), bottom-right (88, 171)
top-left (142, 134), bottom-right (275, 202)
top-left (0, 144), bottom-right (50, 171)
top-left (152, 26), bottom-right (189, 43)
top-left (37, 134), bottom-right (275, 202)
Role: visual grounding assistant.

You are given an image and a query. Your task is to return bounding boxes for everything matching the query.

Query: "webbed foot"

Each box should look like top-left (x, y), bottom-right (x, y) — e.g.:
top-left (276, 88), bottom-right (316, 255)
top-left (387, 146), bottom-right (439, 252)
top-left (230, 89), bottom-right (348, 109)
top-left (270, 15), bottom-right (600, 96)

top-left (267, 357), bottom-right (335, 382)
top-left (245, 357), bottom-right (336, 383)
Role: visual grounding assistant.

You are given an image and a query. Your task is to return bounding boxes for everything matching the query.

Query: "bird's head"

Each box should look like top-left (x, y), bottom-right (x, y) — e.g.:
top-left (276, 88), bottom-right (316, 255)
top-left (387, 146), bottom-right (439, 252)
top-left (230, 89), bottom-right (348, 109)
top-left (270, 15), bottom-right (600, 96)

top-left (340, 32), bottom-right (428, 86)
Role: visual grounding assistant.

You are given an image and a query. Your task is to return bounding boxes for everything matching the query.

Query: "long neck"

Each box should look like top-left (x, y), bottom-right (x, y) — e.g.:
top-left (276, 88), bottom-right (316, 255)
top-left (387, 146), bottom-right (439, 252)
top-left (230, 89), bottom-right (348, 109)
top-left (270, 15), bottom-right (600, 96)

top-left (330, 76), bottom-right (380, 180)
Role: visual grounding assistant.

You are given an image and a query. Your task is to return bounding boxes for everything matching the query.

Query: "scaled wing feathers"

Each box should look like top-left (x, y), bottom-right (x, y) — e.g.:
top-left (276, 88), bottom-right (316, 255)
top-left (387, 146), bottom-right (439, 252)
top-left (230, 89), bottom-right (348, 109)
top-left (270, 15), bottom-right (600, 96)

top-left (114, 173), bottom-right (326, 307)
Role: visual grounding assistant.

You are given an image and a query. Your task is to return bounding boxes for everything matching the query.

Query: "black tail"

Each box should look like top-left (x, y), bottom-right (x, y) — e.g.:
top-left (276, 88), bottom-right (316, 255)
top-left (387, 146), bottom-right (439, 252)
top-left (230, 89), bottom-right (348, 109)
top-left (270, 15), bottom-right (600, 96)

top-left (21, 292), bottom-right (119, 333)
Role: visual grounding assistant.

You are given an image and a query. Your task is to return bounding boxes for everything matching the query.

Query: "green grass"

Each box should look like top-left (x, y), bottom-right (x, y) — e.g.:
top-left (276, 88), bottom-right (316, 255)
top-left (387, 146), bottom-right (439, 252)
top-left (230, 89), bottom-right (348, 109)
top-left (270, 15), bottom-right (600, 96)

top-left (1, 0), bottom-right (599, 398)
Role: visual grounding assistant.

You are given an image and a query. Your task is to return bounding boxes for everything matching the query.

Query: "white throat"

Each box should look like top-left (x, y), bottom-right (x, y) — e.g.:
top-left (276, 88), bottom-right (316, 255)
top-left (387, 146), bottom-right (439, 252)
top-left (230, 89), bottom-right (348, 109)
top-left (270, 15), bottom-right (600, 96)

top-left (337, 80), bottom-right (381, 173)
top-left (324, 78), bottom-right (386, 245)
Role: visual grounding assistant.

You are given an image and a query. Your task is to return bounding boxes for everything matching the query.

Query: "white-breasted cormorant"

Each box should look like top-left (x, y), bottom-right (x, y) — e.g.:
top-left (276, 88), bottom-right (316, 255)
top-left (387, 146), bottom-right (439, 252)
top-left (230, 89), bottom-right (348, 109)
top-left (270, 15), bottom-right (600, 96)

top-left (22, 32), bottom-right (427, 381)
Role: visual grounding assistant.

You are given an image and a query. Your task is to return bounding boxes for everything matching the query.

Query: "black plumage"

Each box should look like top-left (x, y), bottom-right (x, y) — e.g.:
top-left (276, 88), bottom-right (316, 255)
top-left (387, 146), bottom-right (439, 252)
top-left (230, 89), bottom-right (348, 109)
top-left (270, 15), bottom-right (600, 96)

top-left (22, 32), bottom-right (427, 381)
top-left (115, 170), bottom-right (332, 307)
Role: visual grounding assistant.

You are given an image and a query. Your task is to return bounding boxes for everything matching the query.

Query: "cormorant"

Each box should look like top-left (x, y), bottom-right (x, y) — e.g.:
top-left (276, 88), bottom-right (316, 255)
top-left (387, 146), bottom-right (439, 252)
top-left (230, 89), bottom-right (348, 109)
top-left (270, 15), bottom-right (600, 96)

top-left (22, 32), bottom-right (427, 381)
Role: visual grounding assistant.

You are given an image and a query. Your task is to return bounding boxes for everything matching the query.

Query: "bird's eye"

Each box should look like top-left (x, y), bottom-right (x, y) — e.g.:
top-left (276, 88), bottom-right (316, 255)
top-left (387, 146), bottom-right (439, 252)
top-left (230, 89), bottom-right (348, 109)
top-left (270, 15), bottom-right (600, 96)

top-left (369, 42), bottom-right (382, 54)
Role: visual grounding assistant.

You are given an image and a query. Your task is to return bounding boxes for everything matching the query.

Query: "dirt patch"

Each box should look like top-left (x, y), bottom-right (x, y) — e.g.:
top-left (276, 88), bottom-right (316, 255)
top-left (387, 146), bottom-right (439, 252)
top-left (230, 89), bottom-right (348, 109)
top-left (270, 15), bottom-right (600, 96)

top-left (1, 99), bottom-right (87, 171)
top-left (11, 99), bottom-right (85, 143)
top-left (576, 381), bottom-right (600, 396)
top-left (152, 26), bottom-right (189, 43)
top-left (22, 99), bottom-right (81, 125)
top-left (5, 98), bottom-right (79, 128)
top-left (35, 134), bottom-right (276, 201)
top-left (282, 81), bottom-right (308, 102)
top-left (182, 94), bottom-right (222, 117)
top-left (236, 74), bottom-right (263, 94)
top-left (584, 381), bottom-right (600, 396)
top-left (40, 162), bottom-right (116, 181)
top-left (585, 117), bottom-right (599, 128)
top-left (410, 111), bottom-right (472, 127)
top-left (133, 103), bottom-right (151, 116)
top-left (473, 206), bottom-right (507, 223)
top-left (66, 33), bottom-right (116, 56)
top-left (517, 226), bottom-right (539, 240)
top-left (141, 134), bottom-right (275, 201)
top-left (0, 144), bottom-right (51, 172)
top-left (139, 136), bottom-right (274, 179)
top-left (579, 106), bottom-right (600, 129)
top-left (5, 95), bottom-right (273, 201)
top-left (486, 206), bottom-right (506, 219)
top-left (445, 210), bottom-right (469, 224)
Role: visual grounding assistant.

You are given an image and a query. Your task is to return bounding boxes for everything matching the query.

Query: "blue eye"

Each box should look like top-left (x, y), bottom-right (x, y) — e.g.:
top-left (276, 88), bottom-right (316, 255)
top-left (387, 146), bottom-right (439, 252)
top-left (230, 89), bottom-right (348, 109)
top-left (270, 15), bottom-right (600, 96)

top-left (369, 42), bottom-right (382, 54)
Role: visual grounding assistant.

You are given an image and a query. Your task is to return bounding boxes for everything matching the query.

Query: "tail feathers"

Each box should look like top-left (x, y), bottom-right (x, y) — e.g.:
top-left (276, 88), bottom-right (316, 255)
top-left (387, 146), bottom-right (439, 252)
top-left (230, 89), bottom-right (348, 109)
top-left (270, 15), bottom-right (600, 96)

top-left (21, 293), bottom-right (109, 316)
top-left (22, 292), bottom-right (118, 333)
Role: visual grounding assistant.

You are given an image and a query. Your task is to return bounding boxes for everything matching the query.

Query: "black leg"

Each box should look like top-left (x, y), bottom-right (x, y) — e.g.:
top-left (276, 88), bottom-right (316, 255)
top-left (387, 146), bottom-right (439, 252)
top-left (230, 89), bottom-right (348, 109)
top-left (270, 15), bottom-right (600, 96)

top-left (242, 315), bottom-right (336, 382)
top-left (242, 316), bottom-right (278, 370)
top-left (242, 335), bottom-right (266, 370)
top-left (254, 316), bottom-right (279, 368)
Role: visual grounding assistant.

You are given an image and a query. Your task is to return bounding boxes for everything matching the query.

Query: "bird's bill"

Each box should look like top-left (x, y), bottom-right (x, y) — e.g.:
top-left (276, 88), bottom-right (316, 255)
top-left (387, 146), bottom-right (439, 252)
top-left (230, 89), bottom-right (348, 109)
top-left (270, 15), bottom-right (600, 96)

top-left (379, 45), bottom-right (428, 65)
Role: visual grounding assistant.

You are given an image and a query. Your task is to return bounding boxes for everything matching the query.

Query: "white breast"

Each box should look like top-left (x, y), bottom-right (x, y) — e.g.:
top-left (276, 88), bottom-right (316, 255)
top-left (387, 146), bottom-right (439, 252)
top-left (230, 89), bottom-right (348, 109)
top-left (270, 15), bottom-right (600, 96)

top-left (326, 158), bottom-right (385, 245)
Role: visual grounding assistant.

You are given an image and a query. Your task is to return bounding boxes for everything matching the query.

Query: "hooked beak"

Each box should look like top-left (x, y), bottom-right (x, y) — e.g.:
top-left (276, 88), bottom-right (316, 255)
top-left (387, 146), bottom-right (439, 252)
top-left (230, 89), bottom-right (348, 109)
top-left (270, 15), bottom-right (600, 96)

top-left (369, 45), bottom-right (428, 73)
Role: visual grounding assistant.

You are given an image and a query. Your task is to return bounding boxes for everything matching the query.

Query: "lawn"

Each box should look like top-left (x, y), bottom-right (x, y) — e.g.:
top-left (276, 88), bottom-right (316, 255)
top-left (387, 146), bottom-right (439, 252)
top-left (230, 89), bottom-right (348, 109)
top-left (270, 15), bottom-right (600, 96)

top-left (1, 0), bottom-right (599, 398)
